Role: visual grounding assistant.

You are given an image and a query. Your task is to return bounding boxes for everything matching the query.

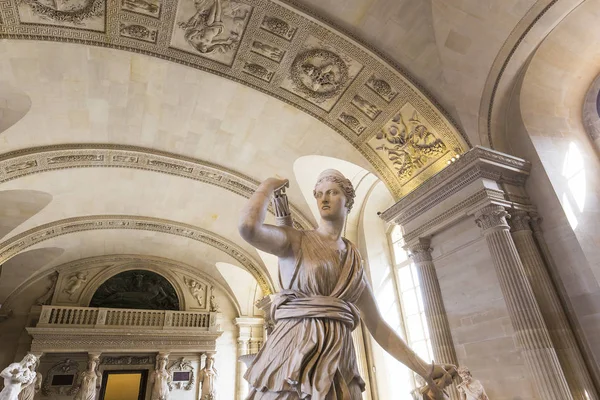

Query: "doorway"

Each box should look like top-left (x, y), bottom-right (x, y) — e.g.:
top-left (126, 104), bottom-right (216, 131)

top-left (99, 370), bottom-right (148, 400)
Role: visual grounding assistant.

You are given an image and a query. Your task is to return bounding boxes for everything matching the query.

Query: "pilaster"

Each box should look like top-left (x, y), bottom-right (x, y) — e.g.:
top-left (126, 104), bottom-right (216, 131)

top-left (510, 211), bottom-right (599, 400)
top-left (474, 205), bottom-right (572, 400)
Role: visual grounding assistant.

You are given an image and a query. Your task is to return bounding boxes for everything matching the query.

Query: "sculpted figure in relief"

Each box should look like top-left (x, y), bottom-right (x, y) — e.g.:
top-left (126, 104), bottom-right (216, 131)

top-left (74, 355), bottom-right (100, 400)
top-left (150, 354), bottom-right (171, 400)
top-left (0, 354), bottom-right (38, 400)
top-left (63, 272), bottom-right (88, 299)
top-left (238, 170), bottom-right (456, 399)
top-left (457, 367), bottom-right (489, 400)
top-left (18, 363), bottom-right (41, 400)
top-left (198, 355), bottom-right (217, 400)
top-left (184, 277), bottom-right (205, 307)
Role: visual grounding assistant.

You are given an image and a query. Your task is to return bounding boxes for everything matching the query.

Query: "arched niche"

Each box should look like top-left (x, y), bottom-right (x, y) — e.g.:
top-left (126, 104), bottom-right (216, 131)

top-left (89, 269), bottom-right (180, 311)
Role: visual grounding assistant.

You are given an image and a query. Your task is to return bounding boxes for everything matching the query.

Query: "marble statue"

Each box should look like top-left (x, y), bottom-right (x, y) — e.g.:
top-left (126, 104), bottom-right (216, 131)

top-left (150, 354), bottom-right (171, 400)
top-left (0, 354), bottom-right (38, 400)
top-left (457, 367), bottom-right (489, 400)
top-left (74, 355), bottom-right (100, 400)
top-left (17, 363), bottom-right (41, 400)
top-left (238, 170), bottom-right (456, 399)
top-left (198, 355), bottom-right (217, 400)
top-left (63, 272), bottom-right (88, 299)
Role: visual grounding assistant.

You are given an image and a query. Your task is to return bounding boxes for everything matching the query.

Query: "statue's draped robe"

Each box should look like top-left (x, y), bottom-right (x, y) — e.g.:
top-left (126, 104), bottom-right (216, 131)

top-left (74, 372), bottom-right (97, 400)
top-left (150, 370), bottom-right (170, 400)
top-left (245, 230), bottom-right (367, 400)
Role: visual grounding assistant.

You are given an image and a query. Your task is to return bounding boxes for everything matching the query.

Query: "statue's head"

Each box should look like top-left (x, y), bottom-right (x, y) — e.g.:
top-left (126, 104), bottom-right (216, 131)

top-left (313, 169), bottom-right (355, 220)
top-left (88, 356), bottom-right (99, 371)
top-left (156, 355), bottom-right (168, 370)
top-left (22, 354), bottom-right (38, 368)
top-left (457, 366), bottom-right (472, 380)
top-left (205, 356), bottom-right (214, 369)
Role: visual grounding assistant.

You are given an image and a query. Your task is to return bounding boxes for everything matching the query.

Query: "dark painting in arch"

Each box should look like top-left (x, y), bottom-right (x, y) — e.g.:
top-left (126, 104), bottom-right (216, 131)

top-left (90, 270), bottom-right (179, 310)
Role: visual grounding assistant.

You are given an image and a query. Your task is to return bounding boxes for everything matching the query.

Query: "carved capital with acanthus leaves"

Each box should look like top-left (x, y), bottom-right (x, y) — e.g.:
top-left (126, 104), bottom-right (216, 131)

top-left (474, 205), bottom-right (510, 233)
top-left (406, 237), bottom-right (433, 263)
top-left (508, 210), bottom-right (532, 233)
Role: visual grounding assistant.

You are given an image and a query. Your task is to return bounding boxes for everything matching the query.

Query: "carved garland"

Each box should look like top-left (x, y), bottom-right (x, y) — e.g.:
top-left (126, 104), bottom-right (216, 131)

top-left (168, 357), bottom-right (194, 390)
top-left (0, 144), bottom-right (315, 230)
top-left (0, 215), bottom-right (275, 294)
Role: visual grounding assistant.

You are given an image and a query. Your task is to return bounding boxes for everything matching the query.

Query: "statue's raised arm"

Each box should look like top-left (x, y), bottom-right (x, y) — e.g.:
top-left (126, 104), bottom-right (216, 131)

top-left (238, 169), bottom-right (456, 400)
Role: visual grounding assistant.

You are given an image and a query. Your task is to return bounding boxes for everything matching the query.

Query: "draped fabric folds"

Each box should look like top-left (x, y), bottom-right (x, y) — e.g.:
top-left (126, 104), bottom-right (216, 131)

top-left (245, 230), bottom-right (367, 400)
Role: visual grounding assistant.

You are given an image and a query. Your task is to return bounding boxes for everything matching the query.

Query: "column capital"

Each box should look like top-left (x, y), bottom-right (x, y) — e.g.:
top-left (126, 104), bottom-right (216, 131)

top-left (509, 210), bottom-right (532, 233)
top-left (529, 212), bottom-right (543, 233)
top-left (87, 352), bottom-right (102, 360)
top-left (474, 204), bottom-right (510, 233)
top-left (405, 237), bottom-right (433, 263)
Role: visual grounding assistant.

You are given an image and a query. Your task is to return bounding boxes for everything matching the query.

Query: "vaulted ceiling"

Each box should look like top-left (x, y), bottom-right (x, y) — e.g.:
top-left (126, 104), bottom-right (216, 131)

top-left (0, 0), bottom-right (592, 313)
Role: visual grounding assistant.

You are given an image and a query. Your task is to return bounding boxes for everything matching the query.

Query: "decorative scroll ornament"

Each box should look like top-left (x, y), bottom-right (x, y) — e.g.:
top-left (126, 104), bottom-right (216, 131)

top-left (41, 359), bottom-right (79, 396)
top-left (474, 205), bottom-right (510, 232)
top-left (508, 210), bottom-right (531, 233)
top-left (168, 358), bottom-right (194, 390)
top-left (290, 49), bottom-right (349, 103)
top-left (375, 111), bottom-right (447, 181)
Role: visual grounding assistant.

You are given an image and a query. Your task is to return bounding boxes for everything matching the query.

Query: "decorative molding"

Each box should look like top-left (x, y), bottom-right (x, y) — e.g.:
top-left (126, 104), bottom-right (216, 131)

top-left (0, 144), bottom-right (315, 230)
top-left (474, 205), bottom-right (510, 232)
top-left (27, 327), bottom-right (223, 353)
top-left (0, 215), bottom-right (275, 295)
top-left (406, 237), bottom-right (433, 263)
top-left (168, 358), bottom-right (194, 390)
top-left (101, 355), bottom-right (154, 365)
top-left (380, 146), bottom-right (530, 224)
top-left (41, 358), bottom-right (79, 396)
top-left (0, 0), bottom-right (469, 197)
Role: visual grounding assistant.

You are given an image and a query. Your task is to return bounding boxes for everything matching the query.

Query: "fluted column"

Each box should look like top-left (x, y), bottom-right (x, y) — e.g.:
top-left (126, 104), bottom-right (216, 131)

top-left (510, 211), bottom-right (598, 400)
top-left (408, 238), bottom-right (460, 400)
top-left (474, 205), bottom-right (572, 400)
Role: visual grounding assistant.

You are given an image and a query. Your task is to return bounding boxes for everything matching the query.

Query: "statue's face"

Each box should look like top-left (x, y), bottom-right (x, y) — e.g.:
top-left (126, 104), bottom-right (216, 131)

top-left (458, 370), bottom-right (471, 381)
top-left (314, 180), bottom-right (347, 221)
top-left (206, 358), bottom-right (214, 369)
top-left (158, 359), bottom-right (167, 369)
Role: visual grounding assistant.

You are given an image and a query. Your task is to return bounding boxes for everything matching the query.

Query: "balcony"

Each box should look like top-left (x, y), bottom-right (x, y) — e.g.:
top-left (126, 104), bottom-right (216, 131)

top-left (27, 305), bottom-right (222, 353)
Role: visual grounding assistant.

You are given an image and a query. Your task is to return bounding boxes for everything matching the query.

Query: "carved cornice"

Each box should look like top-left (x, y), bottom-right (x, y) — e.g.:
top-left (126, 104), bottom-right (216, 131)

top-left (0, 215), bottom-right (275, 294)
top-left (27, 327), bottom-right (223, 352)
top-left (381, 146), bottom-right (530, 224)
top-left (0, 144), bottom-right (314, 230)
top-left (474, 205), bottom-right (510, 233)
top-left (0, 0), bottom-right (469, 197)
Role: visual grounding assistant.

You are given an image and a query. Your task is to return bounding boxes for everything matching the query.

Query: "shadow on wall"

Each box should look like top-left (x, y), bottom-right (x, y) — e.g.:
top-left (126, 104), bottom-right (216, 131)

top-left (0, 190), bottom-right (53, 240)
top-left (0, 82), bottom-right (31, 134)
top-left (0, 247), bottom-right (65, 306)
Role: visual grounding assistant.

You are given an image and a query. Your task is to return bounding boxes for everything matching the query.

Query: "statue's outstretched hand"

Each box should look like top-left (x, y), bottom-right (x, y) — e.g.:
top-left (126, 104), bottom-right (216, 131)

top-left (423, 363), bottom-right (457, 400)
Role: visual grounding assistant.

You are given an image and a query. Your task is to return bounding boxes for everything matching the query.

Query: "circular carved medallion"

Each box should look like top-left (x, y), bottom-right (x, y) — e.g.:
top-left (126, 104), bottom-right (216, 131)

top-left (290, 49), bottom-right (349, 102)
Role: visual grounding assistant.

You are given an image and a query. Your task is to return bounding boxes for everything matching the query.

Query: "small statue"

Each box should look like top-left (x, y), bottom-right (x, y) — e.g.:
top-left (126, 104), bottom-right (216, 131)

top-left (63, 272), bottom-right (88, 300)
top-left (35, 272), bottom-right (58, 306)
top-left (184, 277), bottom-right (205, 307)
top-left (0, 354), bottom-right (38, 400)
top-left (74, 355), bottom-right (101, 400)
top-left (457, 367), bottom-right (489, 400)
top-left (18, 362), bottom-right (41, 400)
top-left (208, 287), bottom-right (220, 312)
top-left (198, 355), bottom-right (217, 400)
top-left (150, 354), bottom-right (171, 400)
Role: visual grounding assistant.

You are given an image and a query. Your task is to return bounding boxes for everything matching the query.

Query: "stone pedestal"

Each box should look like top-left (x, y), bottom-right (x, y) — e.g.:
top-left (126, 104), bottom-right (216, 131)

top-left (510, 211), bottom-right (598, 400)
top-left (407, 238), bottom-right (460, 400)
top-left (474, 205), bottom-right (572, 400)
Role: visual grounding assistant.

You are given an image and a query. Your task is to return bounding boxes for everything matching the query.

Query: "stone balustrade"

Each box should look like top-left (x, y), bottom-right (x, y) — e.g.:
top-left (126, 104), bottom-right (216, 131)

top-left (38, 305), bottom-right (213, 330)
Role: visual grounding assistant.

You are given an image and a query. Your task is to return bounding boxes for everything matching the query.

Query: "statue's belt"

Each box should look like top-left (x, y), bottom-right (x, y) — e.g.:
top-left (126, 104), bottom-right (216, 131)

top-left (271, 291), bottom-right (360, 330)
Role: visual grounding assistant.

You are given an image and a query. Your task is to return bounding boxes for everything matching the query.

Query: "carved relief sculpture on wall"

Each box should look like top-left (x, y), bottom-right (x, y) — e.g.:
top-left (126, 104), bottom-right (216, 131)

top-left (63, 272), bottom-right (88, 300)
top-left (281, 36), bottom-right (363, 111)
top-left (121, 0), bottom-right (162, 18)
top-left (41, 359), bottom-right (79, 396)
top-left (208, 286), bottom-right (220, 312)
top-left (171, 0), bottom-right (252, 66)
top-left (168, 358), bottom-right (194, 391)
top-left (184, 276), bottom-right (207, 308)
top-left (17, 0), bottom-right (105, 31)
top-left (35, 271), bottom-right (58, 306)
top-left (101, 356), bottom-right (154, 366)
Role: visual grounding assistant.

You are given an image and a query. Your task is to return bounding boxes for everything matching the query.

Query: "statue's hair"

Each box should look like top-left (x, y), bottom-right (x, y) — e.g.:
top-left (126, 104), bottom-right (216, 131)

top-left (457, 366), bottom-right (472, 376)
top-left (21, 354), bottom-right (37, 366)
top-left (313, 170), bottom-right (356, 212)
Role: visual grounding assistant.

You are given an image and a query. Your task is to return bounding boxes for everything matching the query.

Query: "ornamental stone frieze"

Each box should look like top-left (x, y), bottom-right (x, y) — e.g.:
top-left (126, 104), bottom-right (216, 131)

top-left (0, 215), bottom-right (275, 295)
top-left (0, 144), bottom-right (314, 230)
top-left (0, 0), bottom-right (469, 197)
